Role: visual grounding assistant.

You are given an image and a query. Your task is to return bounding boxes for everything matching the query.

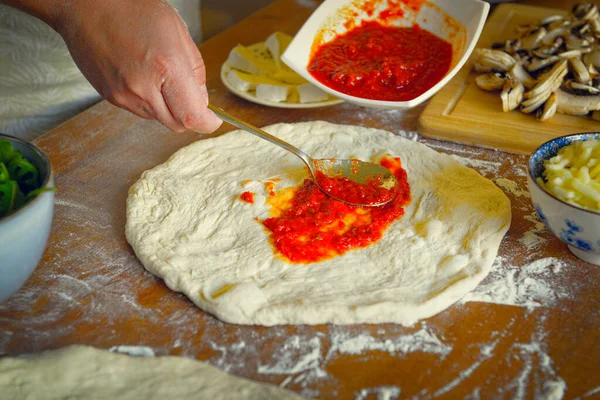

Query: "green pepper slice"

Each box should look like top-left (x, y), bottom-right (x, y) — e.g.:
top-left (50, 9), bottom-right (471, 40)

top-left (8, 157), bottom-right (39, 193)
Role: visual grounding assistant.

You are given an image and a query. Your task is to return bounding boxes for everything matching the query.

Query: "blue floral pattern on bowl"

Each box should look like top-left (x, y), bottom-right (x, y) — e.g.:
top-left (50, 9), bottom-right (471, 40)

top-left (560, 219), bottom-right (593, 251)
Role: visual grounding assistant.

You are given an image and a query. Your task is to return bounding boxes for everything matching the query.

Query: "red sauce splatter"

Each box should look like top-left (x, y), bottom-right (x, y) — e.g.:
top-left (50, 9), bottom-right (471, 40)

top-left (240, 191), bottom-right (254, 204)
top-left (262, 157), bottom-right (410, 264)
top-left (315, 170), bottom-right (397, 205)
top-left (308, 20), bottom-right (452, 101)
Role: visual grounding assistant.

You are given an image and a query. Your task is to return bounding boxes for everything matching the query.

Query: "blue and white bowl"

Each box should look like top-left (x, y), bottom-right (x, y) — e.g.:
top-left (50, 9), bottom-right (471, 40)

top-left (528, 132), bottom-right (600, 265)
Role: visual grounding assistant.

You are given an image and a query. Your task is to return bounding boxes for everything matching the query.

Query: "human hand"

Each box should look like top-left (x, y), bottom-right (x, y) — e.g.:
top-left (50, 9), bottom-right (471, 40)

top-left (54, 0), bottom-right (222, 133)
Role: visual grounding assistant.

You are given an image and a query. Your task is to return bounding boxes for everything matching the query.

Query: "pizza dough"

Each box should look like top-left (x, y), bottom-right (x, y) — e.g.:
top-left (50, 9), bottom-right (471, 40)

top-left (0, 346), bottom-right (300, 399)
top-left (126, 121), bottom-right (511, 325)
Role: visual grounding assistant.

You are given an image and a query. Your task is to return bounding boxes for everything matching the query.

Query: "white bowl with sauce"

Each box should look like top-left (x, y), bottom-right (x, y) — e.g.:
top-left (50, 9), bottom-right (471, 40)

top-left (281, 0), bottom-right (489, 109)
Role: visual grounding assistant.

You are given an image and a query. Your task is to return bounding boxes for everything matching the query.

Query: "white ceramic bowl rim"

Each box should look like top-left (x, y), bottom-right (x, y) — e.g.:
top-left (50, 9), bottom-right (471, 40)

top-left (528, 131), bottom-right (600, 217)
top-left (0, 133), bottom-right (54, 225)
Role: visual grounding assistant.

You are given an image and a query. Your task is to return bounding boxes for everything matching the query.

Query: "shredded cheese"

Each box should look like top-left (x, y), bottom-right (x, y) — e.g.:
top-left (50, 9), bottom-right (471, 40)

top-left (538, 139), bottom-right (600, 212)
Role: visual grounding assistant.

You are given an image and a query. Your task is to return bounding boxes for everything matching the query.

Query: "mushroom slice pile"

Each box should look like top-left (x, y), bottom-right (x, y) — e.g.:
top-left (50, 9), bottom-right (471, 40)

top-left (472, 2), bottom-right (600, 122)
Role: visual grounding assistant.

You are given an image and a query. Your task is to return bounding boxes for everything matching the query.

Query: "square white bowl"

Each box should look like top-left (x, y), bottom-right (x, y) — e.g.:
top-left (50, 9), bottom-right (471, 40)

top-left (282, 0), bottom-right (489, 109)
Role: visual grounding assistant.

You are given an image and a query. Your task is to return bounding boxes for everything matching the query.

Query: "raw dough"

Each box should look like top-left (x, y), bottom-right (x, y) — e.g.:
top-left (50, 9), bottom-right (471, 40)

top-left (0, 346), bottom-right (301, 399)
top-left (126, 121), bottom-right (511, 325)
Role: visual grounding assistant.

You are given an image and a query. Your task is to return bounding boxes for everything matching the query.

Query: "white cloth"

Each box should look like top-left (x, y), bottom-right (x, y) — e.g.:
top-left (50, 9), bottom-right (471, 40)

top-left (0, 0), bottom-right (202, 141)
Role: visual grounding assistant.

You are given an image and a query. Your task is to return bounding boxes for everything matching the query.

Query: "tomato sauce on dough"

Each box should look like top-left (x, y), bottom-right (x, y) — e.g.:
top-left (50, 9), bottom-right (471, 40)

top-left (307, 20), bottom-right (452, 101)
top-left (315, 170), bottom-right (397, 205)
top-left (262, 157), bottom-right (410, 263)
top-left (240, 191), bottom-right (255, 204)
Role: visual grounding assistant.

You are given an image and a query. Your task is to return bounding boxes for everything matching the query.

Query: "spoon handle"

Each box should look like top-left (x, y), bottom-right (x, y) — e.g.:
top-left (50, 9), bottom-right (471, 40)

top-left (208, 104), bottom-right (313, 170)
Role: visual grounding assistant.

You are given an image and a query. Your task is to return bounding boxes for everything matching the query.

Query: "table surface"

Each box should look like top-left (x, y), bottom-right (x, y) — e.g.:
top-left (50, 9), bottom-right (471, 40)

top-left (1, 0), bottom-right (599, 399)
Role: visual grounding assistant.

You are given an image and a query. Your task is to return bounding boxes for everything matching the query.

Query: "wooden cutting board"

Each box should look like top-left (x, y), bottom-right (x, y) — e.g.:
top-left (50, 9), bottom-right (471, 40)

top-left (418, 3), bottom-right (600, 155)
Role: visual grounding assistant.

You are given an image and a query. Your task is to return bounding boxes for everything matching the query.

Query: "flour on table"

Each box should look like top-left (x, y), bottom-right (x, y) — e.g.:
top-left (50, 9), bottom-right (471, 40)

top-left (356, 386), bottom-right (401, 400)
top-left (126, 121), bottom-right (511, 325)
top-left (109, 345), bottom-right (155, 357)
top-left (327, 323), bottom-right (451, 357)
top-left (0, 346), bottom-right (301, 399)
top-left (461, 257), bottom-right (571, 311)
top-left (495, 178), bottom-right (530, 198)
top-left (520, 212), bottom-right (548, 250)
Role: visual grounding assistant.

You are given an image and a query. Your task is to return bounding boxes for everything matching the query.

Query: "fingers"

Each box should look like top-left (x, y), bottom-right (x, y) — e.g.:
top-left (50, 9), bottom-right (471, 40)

top-left (105, 91), bottom-right (155, 121)
top-left (160, 68), bottom-right (222, 134)
top-left (160, 34), bottom-right (223, 134)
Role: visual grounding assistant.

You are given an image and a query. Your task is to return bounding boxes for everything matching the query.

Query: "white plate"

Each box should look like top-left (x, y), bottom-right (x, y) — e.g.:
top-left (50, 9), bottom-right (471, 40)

top-left (281, 0), bottom-right (490, 109)
top-left (220, 62), bottom-right (343, 109)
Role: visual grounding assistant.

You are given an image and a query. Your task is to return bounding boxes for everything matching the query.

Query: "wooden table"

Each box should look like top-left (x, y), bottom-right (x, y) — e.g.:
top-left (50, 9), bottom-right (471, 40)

top-left (1, 0), bottom-right (598, 398)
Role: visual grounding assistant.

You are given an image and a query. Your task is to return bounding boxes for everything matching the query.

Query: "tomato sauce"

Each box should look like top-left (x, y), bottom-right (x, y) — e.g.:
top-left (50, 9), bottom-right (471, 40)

top-left (262, 157), bottom-right (410, 263)
top-left (240, 191), bottom-right (254, 204)
top-left (307, 20), bottom-right (453, 101)
top-left (314, 170), bottom-right (397, 205)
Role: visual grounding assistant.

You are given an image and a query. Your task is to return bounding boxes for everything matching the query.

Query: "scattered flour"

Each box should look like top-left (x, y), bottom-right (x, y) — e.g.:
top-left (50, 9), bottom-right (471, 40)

top-left (495, 178), bottom-right (530, 198)
top-left (521, 212), bottom-right (548, 250)
top-left (356, 386), bottom-right (401, 400)
top-left (109, 345), bottom-right (155, 357)
top-left (461, 257), bottom-right (570, 311)
top-left (327, 324), bottom-right (452, 358)
top-left (575, 386), bottom-right (600, 399)
top-left (505, 329), bottom-right (566, 400)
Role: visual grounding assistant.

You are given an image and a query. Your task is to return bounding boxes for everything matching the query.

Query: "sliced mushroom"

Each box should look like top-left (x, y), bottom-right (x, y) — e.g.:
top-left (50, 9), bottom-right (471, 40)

top-left (541, 27), bottom-right (567, 46)
top-left (492, 39), bottom-right (521, 54)
top-left (556, 87), bottom-right (600, 115)
top-left (473, 3), bottom-right (600, 122)
top-left (548, 18), bottom-right (571, 31)
top-left (510, 62), bottom-right (536, 89)
top-left (559, 48), bottom-right (592, 59)
top-left (591, 16), bottom-right (600, 34)
top-left (533, 43), bottom-right (561, 59)
top-left (583, 48), bottom-right (600, 68)
top-left (501, 79), bottom-right (525, 112)
top-left (520, 27), bottom-right (547, 50)
top-left (525, 59), bottom-right (568, 99)
top-left (475, 73), bottom-right (507, 91)
top-left (537, 93), bottom-right (558, 121)
top-left (565, 34), bottom-right (591, 50)
top-left (473, 48), bottom-right (516, 72)
top-left (587, 62), bottom-right (599, 78)
top-left (572, 3), bottom-right (599, 22)
top-left (541, 15), bottom-right (566, 26)
top-left (564, 79), bottom-right (600, 94)
top-left (521, 90), bottom-right (552, 114)
top-left (569, 56), bottom-right (592, 83)
top-left (527, 55), bottom-right (560, 72)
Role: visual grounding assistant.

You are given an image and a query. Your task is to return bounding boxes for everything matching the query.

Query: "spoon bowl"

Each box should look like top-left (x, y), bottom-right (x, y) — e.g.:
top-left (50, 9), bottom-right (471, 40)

top-left (208, 104), bottom-right (398, 207)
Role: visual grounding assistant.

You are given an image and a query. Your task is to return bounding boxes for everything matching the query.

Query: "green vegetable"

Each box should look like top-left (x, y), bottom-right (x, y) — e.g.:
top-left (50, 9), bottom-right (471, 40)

top-left (0, 139), bottom-right (55, 218)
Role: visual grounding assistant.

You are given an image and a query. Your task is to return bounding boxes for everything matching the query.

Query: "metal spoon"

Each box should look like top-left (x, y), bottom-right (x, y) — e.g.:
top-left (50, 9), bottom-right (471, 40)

top-left (208, 104), bottom-right (398, 207)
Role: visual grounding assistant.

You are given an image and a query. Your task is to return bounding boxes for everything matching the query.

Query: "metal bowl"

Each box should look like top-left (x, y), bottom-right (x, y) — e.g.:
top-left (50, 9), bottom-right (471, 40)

top-left (0, 133), bottom-right (55, 303)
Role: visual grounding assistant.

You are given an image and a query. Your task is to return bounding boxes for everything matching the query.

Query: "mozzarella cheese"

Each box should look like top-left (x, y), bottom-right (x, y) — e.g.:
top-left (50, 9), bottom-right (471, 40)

top-left (225, 32), bottom-right (329, 104)
top-left (226, 70), bottom-right (284, 92)
top-left (256, 84), bottom-right (290, 102)
top-left (297, 83), bottom-right (329, 103)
